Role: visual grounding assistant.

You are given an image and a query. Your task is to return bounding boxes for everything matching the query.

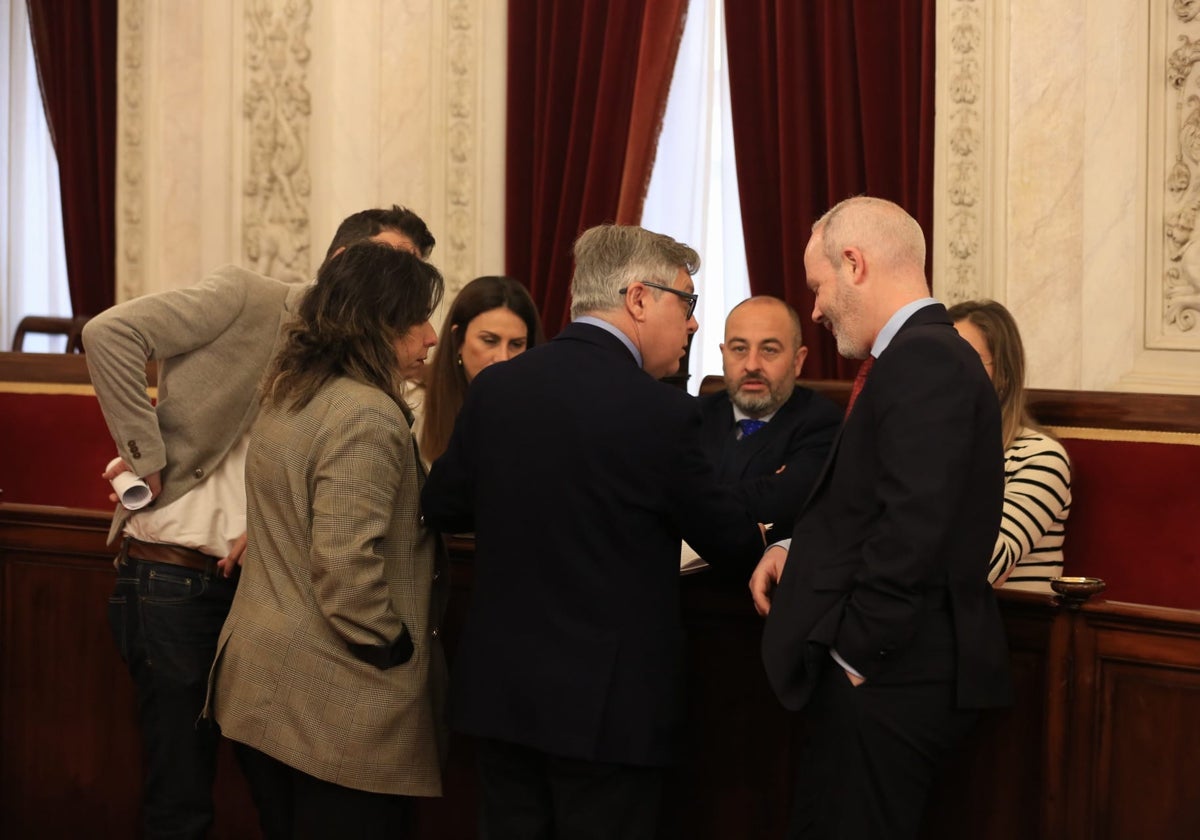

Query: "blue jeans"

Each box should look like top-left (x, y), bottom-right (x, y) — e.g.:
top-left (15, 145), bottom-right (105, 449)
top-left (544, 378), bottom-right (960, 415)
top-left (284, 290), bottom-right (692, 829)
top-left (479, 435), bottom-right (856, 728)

top-left (108, 554), bottom-right (237, 840)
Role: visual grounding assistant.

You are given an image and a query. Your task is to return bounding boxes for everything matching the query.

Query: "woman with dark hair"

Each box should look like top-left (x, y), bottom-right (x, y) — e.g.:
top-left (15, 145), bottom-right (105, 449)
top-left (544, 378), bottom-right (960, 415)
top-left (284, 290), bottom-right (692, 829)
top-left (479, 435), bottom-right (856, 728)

top-left (417, 275), bottom-right (544, 463)
top-left (948, 299), bottom-right (1072, 593)
top-left (208, 242), bottom-right (448, 837)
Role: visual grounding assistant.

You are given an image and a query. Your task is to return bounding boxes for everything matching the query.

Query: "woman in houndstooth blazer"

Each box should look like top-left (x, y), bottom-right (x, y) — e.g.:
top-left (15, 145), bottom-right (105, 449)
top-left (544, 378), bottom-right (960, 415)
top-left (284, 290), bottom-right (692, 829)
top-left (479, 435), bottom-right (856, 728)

top-left (207, 243), bottom-right (448, 837)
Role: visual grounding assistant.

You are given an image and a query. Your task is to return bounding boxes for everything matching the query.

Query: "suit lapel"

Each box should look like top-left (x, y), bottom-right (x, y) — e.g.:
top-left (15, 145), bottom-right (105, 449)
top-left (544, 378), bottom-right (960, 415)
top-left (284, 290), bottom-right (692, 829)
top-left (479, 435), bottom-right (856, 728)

top-left (793, 303), bottom-right (952, 519)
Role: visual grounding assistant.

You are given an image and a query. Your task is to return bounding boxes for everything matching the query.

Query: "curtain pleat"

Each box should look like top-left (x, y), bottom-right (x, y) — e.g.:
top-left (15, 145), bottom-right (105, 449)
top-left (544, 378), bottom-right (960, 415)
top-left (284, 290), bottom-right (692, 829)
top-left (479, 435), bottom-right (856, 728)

top-left (25, 0), bottom-right (117, 318)
top-left (506, 0), bottom-right (686, 336)
top-left (725, 0), bottom-right (935, 379)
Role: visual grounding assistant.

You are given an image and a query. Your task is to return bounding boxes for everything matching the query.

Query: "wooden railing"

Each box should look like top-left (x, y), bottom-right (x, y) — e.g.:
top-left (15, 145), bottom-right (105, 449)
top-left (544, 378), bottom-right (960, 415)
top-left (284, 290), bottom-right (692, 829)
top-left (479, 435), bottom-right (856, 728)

top-left (3, 354), bottom-right (1199, 837)
top-left (2, 505), bottom-right (1198, 839)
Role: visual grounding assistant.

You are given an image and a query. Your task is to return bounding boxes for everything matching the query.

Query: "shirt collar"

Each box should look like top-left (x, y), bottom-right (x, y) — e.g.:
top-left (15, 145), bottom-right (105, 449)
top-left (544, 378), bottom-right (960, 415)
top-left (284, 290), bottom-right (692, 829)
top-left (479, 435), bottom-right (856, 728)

top-left (871, 297), bottom-right (938, 358)
top-left (731, 403), bottom-right (778, 425)
top-left (573, 316), bottom-right (643, 368)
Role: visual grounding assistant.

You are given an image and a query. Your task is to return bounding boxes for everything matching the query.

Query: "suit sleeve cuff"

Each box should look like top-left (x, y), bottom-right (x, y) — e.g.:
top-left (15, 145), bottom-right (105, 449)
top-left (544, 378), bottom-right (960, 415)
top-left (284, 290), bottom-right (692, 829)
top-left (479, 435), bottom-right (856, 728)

top-left (830, 648), bottom-right (864, 680)
top-left (346, 623), bottom-right (413, 670)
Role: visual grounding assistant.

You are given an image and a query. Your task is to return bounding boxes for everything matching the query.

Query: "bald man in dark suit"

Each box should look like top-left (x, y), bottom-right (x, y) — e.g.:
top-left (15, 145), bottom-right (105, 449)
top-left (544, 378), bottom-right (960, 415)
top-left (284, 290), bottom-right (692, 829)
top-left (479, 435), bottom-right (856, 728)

top-left (750, 197), bottom-right (1012, 838)
top-left (698, 296), bottom-right (841, 529)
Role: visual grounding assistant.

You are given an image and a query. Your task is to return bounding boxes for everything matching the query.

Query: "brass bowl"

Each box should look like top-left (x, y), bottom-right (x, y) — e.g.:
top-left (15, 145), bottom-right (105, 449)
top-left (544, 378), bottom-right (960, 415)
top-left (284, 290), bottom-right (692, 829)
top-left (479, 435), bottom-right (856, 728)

top-left (1050, 576), bottom-right (1106, 605)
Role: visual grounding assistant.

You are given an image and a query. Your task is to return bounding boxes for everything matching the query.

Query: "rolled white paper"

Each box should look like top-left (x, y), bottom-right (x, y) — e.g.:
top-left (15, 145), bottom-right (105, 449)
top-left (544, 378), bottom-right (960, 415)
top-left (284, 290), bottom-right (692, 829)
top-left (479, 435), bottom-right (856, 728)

top-left (106, 457), bottom-right (153, 511)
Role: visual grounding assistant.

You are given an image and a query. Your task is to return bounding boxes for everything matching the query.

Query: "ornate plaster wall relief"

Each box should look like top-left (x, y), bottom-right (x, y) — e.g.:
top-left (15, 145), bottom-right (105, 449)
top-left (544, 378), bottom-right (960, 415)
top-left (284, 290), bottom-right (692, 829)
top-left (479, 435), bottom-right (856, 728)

top-left (443, 0), bottom-right (478, 298)
top-left (1155, 1), bottom-right (1200, 347)
top-left (242, 0), bottom-right (312, 284)
top-left (117, 0), bottom-right (146, 301)
top-left (935, 0), bottom-right (996, 304)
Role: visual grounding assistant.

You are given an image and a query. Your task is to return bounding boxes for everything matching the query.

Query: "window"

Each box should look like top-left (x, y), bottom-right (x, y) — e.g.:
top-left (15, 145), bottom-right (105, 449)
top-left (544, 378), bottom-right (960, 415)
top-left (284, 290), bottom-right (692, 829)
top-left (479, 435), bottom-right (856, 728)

top-left (1, 0), bottom-right (71, 353)
top-left (641, 0), bottom-right (749, 394)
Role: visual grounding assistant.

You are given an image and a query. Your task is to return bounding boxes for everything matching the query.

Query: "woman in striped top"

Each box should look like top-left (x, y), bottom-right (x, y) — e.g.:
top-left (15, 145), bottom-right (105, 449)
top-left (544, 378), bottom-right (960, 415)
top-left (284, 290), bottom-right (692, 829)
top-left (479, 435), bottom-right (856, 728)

top-left (949, 300), bottom-right (1072, 594)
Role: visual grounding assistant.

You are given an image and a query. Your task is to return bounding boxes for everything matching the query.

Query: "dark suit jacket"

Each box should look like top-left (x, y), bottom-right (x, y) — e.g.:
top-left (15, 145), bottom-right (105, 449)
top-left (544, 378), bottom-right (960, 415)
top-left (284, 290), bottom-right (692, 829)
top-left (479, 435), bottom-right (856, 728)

top-left (698, 387), bottom-right (842, 527)
top-left (762, 304), bottom-right (1012, 712)
top-left (422, 322), bottom-right (763, 767)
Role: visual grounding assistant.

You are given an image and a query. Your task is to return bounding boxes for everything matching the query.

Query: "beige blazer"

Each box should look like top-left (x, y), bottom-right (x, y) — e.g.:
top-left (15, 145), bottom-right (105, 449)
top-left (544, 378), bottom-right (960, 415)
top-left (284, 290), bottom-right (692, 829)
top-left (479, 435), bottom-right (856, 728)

top-left (209, 376), bottom-right (448, 796)
top-left (82, 266), bottom-right (306, 543)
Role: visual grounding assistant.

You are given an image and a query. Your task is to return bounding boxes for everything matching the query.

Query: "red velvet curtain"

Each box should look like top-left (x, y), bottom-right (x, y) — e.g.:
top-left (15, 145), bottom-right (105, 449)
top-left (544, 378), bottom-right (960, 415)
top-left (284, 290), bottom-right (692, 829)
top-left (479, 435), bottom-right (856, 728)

top-left (25, 0), bottom-right (118, 318)
top-left (506, 0), bottom-right (687, 336)
top-left (725, 0), bottom-right (935, 379)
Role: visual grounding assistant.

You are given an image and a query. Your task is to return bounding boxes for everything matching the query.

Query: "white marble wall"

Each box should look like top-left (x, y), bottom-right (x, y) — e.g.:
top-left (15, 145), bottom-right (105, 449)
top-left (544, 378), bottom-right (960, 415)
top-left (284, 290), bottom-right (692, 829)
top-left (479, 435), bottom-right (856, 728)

top-left (116, 0), bottom-right (508, 325)
top-left (935, 0), bottom-right (1200, 394)
top-left (121, 0), bottom-right (1198, 393)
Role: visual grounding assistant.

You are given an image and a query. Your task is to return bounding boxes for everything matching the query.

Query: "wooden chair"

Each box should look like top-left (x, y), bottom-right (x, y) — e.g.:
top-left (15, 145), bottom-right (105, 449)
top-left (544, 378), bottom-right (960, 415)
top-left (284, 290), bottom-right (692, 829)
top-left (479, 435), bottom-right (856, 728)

top-left (10, 315), bottom-right (89, 352)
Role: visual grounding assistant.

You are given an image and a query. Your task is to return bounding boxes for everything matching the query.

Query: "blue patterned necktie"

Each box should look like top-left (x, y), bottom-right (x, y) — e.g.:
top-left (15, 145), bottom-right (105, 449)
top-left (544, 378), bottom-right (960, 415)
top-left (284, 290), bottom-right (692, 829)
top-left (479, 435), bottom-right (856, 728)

top-left (738, 418), bottom-right (767, 437)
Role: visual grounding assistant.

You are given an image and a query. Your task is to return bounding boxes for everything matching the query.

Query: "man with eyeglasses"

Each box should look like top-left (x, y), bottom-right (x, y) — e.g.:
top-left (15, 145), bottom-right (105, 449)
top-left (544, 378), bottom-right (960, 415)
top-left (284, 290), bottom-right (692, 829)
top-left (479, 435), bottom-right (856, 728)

top-left (422, 223), bottom-right (764, 840)
top-left (698, 296), bottom-right (842, 529)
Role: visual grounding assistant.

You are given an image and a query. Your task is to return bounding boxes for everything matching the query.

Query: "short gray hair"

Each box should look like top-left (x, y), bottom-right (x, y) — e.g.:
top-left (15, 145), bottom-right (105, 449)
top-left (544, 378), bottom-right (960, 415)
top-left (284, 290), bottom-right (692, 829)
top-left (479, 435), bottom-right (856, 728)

top-left (814, 196), bottom-right (926, 273)
top-left (569, 225), bottom-right (700, 319)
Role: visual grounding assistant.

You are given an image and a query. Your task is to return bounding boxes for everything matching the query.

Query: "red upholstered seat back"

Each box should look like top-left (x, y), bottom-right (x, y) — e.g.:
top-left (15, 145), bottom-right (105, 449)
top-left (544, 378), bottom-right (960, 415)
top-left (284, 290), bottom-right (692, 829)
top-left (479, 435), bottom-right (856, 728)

top-left (0, 391), bottom-right (116, 510)
top-left (1058, 434), bottom-right (1200, 610)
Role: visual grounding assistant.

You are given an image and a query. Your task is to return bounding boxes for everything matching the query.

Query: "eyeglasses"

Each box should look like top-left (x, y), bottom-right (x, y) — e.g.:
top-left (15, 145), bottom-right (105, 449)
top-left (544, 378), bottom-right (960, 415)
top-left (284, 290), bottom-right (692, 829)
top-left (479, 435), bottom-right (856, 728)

top-left (619, 281), bottom-right (699, 320)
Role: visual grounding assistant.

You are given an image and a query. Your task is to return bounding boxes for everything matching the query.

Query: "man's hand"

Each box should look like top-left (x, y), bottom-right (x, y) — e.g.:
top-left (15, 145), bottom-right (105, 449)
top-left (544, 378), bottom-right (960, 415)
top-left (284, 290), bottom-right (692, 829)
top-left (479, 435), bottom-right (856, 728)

top-left (749, 543), bottom-right (788, 616)
top-left (845, 670), bottom-right (865, 687)
top-left (217, 533), bottom-right (248, 578)
top-left (102, 457), bottom-right (161, 503)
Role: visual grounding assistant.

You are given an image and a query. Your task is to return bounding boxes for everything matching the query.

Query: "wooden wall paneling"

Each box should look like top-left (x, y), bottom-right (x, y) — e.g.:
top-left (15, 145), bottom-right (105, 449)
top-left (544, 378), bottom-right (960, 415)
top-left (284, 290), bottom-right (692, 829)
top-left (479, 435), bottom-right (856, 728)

top-left (2, 547), bottom-right (142, 836)
top-left (1074, 606), bottom-right (1200, 840)
top-left (7, 506), bottom-right (1200, 838)
top-left (0, 505), bottom-right (258, 838)
top-left (671, 572), bottom-right (796, 838)
top-left (0, 507), bottom-right (137, 836)
top-left (1040, 604), bottom-right (1075, 840)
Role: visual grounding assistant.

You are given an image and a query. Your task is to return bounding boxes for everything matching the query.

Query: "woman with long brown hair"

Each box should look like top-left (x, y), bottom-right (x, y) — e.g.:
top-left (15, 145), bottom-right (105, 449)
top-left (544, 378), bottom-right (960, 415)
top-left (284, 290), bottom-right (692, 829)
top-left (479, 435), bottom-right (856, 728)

top-left (209, 242), bottom-right (448, 837)
top-left (949, 299), bottom-right (1072, 593)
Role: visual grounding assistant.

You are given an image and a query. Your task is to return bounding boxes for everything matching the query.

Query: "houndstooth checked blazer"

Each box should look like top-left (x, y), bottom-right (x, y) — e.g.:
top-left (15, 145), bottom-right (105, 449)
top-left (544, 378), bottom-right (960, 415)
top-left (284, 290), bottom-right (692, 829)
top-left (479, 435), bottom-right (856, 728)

top-left (208, 376), bottom-right (449, 796)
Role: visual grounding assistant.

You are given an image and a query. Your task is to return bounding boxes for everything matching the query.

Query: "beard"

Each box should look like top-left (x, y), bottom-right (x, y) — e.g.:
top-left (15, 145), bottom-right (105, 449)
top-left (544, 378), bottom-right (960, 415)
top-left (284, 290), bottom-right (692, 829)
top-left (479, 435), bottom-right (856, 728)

top-left (833, 328), bottom-right (870, 360)
top-left (728, 375), bottom-right (785, 416)
top-left (827, 280), bottom-right (871, 360)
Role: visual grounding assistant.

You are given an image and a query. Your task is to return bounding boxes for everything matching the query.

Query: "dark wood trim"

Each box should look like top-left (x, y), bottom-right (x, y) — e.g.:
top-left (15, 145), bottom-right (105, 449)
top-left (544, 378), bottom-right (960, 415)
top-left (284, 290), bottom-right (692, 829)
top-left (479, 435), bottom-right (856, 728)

top-left (0, 351), bottom-right (156, 387)
top-left (699, 375), bottom-right (1200, 434)
top-left (1026, 388), bottom-right (1200, 434)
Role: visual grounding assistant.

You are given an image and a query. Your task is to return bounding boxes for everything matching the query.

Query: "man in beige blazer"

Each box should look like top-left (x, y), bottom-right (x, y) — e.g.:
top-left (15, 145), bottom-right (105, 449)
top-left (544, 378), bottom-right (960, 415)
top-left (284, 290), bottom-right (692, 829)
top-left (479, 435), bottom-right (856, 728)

top-left (82, 207), bottom-right (434, 840)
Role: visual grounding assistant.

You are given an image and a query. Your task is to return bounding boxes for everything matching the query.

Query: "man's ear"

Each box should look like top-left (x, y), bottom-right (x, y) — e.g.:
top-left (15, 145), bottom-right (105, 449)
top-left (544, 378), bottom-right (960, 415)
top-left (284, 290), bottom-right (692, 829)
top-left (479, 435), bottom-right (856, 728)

top-left (793, 345), bottom-right (808, 377)
top-left (842, 246), bottom-right (867, 285)
top-left (625, 282), bottom-right (650, 323)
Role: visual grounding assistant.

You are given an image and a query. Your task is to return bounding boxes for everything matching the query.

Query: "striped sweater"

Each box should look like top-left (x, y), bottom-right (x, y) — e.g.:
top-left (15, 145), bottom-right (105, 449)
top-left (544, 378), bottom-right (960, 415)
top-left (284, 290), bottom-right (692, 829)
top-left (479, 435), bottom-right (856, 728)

top-left (989, 429), bottom-right (1072, 593)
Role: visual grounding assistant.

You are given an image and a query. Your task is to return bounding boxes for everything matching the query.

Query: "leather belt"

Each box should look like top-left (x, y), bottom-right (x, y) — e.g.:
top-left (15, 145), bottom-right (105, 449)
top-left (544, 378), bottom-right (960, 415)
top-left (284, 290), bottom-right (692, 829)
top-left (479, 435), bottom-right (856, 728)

top-left (122, 537), bottom-right (220, 576)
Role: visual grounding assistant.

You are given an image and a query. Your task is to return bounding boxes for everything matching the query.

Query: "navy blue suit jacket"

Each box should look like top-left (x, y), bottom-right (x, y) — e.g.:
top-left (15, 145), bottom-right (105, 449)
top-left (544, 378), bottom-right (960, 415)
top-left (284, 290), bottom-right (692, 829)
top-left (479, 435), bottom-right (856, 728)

top-left (698, 386), bottom-right (841, 528)
top-left (422, 322), bottom-right (764, 766)
top-left (761, 304), bottom-right (1013, 712)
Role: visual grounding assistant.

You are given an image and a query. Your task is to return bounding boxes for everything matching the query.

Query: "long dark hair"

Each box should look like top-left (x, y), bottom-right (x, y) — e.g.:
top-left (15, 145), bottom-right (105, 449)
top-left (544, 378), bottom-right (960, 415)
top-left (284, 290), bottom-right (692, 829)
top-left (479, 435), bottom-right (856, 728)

top-left (420, 276), bottom-right (543, 461)
top-left (264, 242), bottom-right (444, 411)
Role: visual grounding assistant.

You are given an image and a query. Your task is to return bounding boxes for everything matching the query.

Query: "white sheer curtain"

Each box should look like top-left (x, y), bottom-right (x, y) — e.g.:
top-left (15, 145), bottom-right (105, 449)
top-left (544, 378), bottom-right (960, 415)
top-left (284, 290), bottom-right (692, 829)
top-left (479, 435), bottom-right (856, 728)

top-left (1, 0), bottom-right (71, 353)
top-left (641, 0), bottom-right (749, 394)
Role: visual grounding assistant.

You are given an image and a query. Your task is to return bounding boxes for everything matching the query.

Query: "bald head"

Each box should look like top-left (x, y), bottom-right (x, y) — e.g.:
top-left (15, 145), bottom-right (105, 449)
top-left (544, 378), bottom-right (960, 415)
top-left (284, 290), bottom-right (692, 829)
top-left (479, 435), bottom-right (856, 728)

top-left (804, 196), bottom-right (931, 359)
top-left (721, 296), bottom-right (808, 417)
top-left (814, 196), bottom-right (926, 275)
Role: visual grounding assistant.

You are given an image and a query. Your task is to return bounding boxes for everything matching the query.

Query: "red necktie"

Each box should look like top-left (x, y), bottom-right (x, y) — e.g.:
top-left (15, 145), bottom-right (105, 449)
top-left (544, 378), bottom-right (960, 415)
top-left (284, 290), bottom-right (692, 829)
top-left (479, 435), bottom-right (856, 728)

top-left (844, 356), bottom-right (875, 417)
